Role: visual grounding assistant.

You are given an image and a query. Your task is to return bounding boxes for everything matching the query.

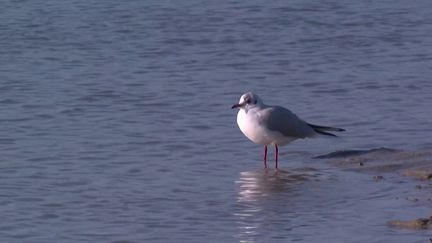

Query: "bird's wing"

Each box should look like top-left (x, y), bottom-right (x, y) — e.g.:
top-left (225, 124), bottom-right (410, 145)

top-left (257, 106), bottom-right (316, 138)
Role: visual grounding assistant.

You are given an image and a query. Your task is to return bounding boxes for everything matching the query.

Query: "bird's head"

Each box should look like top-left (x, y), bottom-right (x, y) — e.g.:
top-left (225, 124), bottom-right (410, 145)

top-left (231, 92), bottom-right (263, 110)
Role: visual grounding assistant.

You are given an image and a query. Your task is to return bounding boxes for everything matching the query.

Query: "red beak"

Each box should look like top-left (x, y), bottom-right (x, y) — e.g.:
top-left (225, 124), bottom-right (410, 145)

top-left (231, 103), bottom-right (242, 109)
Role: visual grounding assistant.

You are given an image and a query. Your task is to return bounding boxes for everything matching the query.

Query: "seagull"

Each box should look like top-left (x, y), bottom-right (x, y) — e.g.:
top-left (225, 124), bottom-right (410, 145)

top-left (232, 92), bottom-right (345, 169)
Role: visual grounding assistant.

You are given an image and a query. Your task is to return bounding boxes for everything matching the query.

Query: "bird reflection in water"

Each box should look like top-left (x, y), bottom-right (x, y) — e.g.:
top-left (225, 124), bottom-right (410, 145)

top-left (233, 168), bottom-right (316, 242)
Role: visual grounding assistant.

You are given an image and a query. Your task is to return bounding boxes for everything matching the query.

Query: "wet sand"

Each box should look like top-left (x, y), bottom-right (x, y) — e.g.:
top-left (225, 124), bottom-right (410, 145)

top-left (316, 147), bottom-right (432, 231)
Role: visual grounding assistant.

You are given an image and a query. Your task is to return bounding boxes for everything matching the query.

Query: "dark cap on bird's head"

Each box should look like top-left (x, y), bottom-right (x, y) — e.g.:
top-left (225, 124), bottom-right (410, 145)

top-left (231, 92), bottom-right (263, 109)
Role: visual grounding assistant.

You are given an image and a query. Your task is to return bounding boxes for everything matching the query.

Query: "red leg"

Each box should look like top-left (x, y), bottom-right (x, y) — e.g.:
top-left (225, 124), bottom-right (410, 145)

top-left (275, 145), bottom-right (279, 169)
top-left (263, 145), bottom-right (268, 168)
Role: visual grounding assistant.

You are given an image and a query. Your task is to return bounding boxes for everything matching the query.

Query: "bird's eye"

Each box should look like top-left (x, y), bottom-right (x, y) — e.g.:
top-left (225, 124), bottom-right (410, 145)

top-left (245, 98), bottom-right (251, 104)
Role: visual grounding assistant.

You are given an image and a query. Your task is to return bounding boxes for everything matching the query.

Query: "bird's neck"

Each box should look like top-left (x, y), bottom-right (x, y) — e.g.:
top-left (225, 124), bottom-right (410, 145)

top-left (244, 104), bottom-right (265, 113)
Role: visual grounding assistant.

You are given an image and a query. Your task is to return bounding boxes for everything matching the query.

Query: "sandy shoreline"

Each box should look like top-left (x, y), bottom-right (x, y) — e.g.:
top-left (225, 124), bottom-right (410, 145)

top-left (317, 147), bottom-right (432, 230)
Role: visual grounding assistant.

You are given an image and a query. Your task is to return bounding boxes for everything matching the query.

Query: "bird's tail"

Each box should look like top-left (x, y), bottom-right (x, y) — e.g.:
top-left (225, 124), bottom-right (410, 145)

top-left (308, 123), bottom-right (345, 137)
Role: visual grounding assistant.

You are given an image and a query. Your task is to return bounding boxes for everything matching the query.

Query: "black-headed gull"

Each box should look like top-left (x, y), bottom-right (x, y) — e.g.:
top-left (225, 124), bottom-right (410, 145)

top-left (232, 92), bottom-right (345, 169)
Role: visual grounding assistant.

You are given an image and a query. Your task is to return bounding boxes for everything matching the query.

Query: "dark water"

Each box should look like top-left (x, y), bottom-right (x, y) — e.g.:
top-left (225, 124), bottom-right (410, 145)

top-left (1, 1), bottom-right (432, 242)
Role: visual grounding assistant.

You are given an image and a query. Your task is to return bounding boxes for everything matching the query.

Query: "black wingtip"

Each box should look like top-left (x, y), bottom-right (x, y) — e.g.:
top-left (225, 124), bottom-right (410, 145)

top-left (308, 123), bottom-right (345, 137)
top-left (308, 123), bottom-right (345, 132)
top-left (315, 129), bottom-right (338, 137)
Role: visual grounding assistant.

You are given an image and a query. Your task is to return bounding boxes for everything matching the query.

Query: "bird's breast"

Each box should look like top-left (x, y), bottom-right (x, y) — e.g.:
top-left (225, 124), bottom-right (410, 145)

top-left (237, 109), bottom-right (271, 145)
top-left (236, 109), bottom-right (298, 146)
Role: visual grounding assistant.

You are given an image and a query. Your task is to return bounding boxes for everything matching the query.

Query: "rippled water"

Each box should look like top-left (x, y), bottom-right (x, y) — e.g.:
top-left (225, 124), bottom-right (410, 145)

top-left (1, 1), bottom-right (432, 242)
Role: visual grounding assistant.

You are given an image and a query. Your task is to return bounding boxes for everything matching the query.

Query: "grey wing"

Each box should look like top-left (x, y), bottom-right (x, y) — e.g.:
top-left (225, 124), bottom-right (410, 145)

top-left (257, 106), bottom-right (316, 138)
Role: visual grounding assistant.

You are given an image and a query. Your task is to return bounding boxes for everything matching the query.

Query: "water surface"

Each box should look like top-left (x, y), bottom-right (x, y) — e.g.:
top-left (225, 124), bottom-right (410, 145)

top-left (1, 0), bottom-right (432, 242)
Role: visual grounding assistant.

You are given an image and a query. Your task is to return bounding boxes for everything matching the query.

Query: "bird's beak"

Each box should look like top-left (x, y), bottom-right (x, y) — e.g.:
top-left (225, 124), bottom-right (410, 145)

top-left (231, 103), bottom-right (243, 109)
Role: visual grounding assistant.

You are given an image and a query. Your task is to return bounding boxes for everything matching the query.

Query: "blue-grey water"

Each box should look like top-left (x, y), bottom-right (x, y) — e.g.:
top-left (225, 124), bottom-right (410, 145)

top-left (1, 1), bottom-right (432, 242)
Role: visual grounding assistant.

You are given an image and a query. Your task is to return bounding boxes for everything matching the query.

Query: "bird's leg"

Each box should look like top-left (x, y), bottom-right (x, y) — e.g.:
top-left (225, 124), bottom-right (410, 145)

top-left (275, 145), bottom-right (279, 169)
top-left (264, 145), bottom-right (268, 169)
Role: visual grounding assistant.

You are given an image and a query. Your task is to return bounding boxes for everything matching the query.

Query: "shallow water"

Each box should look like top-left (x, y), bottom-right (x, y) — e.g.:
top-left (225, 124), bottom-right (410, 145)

top-left (1, 0), bottom-right (432, 242)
